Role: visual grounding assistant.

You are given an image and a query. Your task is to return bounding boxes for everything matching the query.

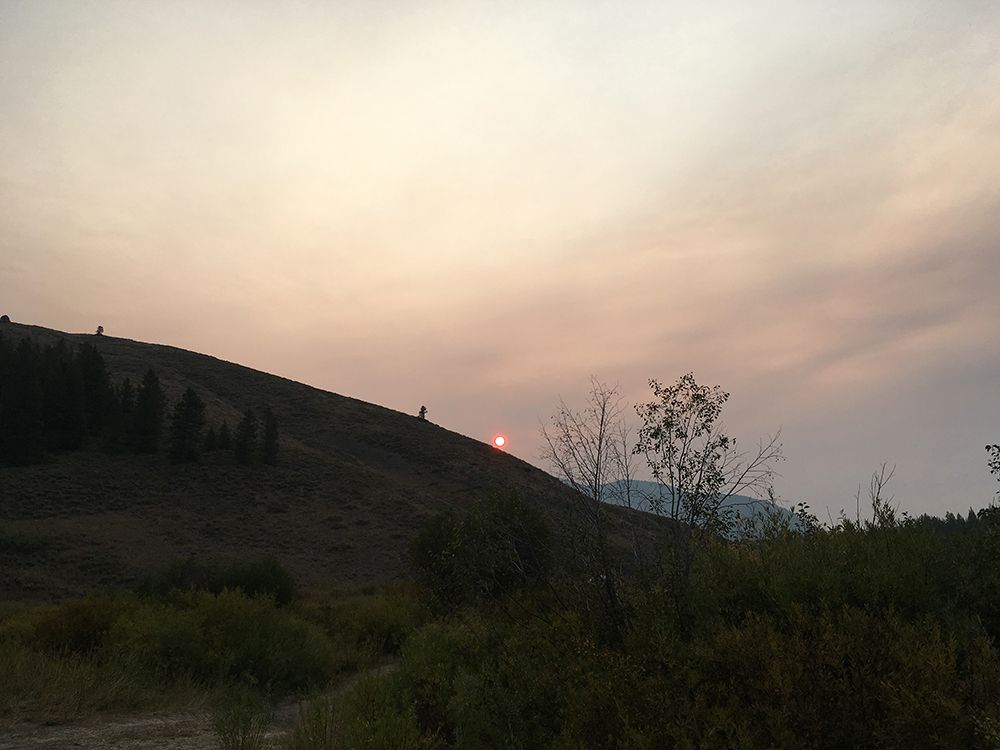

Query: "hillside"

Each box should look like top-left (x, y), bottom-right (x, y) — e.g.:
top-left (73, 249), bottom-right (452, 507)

top-left (0, 320), bottom-right (645, 601)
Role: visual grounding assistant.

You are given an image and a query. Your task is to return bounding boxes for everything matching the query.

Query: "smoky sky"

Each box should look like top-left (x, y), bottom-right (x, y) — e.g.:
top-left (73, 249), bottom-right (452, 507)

top-left (2, 1), bottom-right (999, 516)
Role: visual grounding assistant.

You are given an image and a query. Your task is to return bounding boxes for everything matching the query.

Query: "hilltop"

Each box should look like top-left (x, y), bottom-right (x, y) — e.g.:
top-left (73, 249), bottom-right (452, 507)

top-left (0, 320), bottom-right (644, 601)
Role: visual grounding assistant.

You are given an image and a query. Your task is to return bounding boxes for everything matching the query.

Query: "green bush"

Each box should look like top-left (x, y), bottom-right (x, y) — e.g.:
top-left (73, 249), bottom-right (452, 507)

top-left (3, 588), bottom-right (335, 697)
top-left (411, 493), bottom-right (552, 610)
top-left (284, 675), bottom-right (440, 750)
top-left (309, 584), bottom-right (429, 659)
top-left (397, 619), bottom-right (484, 739)
top-left (109, 590), bottom-right (334, 692)
top-left (0, 638), bottom-right (176, 724)
top-left (140, 556), bottom-right (297, 606)
top-left (26, 594), bottom-right (123, 656)
top-left (349, 516), bottom-right (1000, 749)
top-left (213, 688), bottom-right (272, 750)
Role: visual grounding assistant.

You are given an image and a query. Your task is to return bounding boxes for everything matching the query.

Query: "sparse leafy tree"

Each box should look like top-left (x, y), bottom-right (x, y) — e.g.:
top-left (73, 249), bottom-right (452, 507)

top-left (635, 373), bottom-right (783, 535)
top-left (130, 369), bottom-right (166, 453)
top-left (169, 387), bottom-right (206, 463)
top-left (234, 409), bottom-right (259, 465)
top-left (541, 377), bottom-right (634, 642)
top-left (862, 463), bottom-right (899, 530)
top-left (95, 325), bottom-right (104, 336)
top-left (262, 407), bottom-right (279, 465)
top-left (418, 405), bottom-right (427, 421)
top-left (988, 444), bottom-right (1000, 492)
top-left (635, 373), bottom-right (782, 632)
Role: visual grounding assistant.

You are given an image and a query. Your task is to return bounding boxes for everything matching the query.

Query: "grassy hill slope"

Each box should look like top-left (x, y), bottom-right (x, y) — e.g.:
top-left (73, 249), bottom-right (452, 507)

top-left (0, 321), bottom-right (622, 601)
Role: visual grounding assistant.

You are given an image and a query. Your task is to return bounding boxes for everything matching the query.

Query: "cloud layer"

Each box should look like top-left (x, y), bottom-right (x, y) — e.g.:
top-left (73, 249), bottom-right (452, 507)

top-left (3, 1), bottom-right (999, 514)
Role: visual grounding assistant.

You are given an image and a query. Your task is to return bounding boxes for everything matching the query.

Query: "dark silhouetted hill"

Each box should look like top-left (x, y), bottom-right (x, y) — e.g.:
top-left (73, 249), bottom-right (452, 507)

top-left (0, 321), bottom-right (655, 601)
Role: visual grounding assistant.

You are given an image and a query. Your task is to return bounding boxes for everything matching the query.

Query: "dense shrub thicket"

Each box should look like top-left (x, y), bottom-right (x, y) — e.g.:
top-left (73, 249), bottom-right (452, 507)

top-left (411, 493), bottom-right (553, 610)
top-left (138, 556), bottom-right (299, 607)
top-left (3, 588), bottom-right (334, 694)
top-left (293, 502), bottom-right (1000, 750)
top-left (0, 561), bottom-right (435, 728)
top-left (0, 332), bottom-right (278, 466)
top-left (4, 500), bottom-right (999, 748)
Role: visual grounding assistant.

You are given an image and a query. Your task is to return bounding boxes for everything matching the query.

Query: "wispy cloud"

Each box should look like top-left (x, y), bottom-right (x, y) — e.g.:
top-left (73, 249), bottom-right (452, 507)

top-left (2, 1), bottom-right (999, 513)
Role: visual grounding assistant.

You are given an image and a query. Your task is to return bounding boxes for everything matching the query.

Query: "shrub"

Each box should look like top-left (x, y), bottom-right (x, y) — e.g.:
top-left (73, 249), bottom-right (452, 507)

top-left (0, 638), bottom-right (172, 724)
top-left (397, 620), bottom-right (484, 739)
top-left (310, 585), bottom-right (428, 658)
top-left (109, 590), bottom-right (334, 692)
top-left (27, 595), bottom-right (123, 656)
top-left (283, 675), bottom-right (439, 750)
top-left (213, 688), bottom-right (272, 750)
top-left (140, 556), bottom-right (298, 606)
top-left (411, 493), bottom-right (552, 610)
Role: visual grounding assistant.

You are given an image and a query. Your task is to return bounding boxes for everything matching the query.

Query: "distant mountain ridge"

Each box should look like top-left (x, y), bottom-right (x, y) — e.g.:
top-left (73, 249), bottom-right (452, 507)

top-left (598, 479), bottom-right (801, 534)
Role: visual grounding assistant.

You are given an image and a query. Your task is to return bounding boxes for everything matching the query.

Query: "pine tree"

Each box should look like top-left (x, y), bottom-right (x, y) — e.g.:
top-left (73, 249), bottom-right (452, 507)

top-left (169, 387), bottom-right (206, 463)
top-left (262, 407), bottom-right (279, 465)
top-left (39, 341), bottom-right (85, 450)
top-left (118, 378), bottom-right (136, 416)
top-left (234, 409), bottom-right (259, 466)
top-left (55, 357), bottom-right (86, 450)
top-left (77, 343), bottom-right (112, 433)
top-left (131, 369), bottom-right (166, 453)
top-left (0, 338), bottom-right (45, 465)
top-left (103, 378), bottom-right (135, 453)
top-left (204, 425), bottom-right (218, 452)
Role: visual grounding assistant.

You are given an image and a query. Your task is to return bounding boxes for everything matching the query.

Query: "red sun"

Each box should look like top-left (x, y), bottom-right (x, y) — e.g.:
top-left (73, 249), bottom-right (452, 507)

top-left (493, 435), bottom-right (507, 448)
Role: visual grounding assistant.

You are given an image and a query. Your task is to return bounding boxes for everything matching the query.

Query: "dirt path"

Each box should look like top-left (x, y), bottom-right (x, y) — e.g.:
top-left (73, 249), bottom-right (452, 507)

top-left (0, 711), bottom-right (222, 750)
top-left (0, 664), bottom-right (398, 749)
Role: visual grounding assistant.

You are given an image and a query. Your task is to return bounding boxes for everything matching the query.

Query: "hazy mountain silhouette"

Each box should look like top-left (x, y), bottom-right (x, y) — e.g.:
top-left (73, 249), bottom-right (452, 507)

top-left (598, 479), bottom-right (800, 535)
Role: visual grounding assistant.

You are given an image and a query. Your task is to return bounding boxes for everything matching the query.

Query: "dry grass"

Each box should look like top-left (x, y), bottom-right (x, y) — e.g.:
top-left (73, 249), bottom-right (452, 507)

top-left (0, 640), bottom-right (204, 728)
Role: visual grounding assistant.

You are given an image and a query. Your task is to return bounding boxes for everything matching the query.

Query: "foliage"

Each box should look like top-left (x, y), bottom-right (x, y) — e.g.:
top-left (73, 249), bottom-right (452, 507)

top-left (306, 584), bottom-right (428, 658)
top-left (169, 387), bottom-right (207, 463)
top-left (0, 336), bottom-right (94, 464)
top-left (131, 368), bottom-right (166, 453)
top-left (634, 372), bottom-right (782, 534)
top-left (2, 590), bottom-right (334, 695)
top-left (235, 408), bottom-right (260, 465)
top-left (540, 378), bottom-right (634, 642)
top-left (368, 507), bottom-right (1000, 748)
top-left (284, 676), bottom-right (438, 750)
top-left (0, 638), bottom-right (173, 726)
top-left (26, 595), bottom-right (120, 656)
top-left (139, 556), bottom-right (298, 606)
top-left (213, 688), bottom-right (272, 750)
top-left (411, 493), bottom-right (552, 611)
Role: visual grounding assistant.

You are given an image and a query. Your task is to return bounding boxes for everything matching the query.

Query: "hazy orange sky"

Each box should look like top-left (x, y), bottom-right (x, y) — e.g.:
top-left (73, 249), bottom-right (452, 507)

top-left (3, 1), bottom-right (999, 516)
